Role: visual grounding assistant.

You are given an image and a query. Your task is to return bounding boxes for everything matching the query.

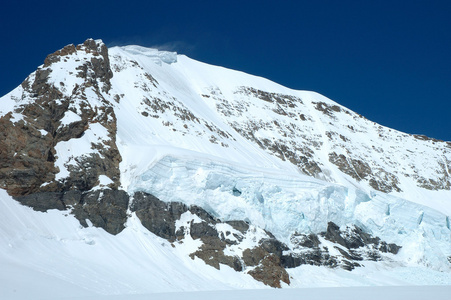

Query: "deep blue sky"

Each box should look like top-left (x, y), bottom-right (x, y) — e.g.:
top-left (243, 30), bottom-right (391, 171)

top-left (1, 1), bottom-right (450, 141)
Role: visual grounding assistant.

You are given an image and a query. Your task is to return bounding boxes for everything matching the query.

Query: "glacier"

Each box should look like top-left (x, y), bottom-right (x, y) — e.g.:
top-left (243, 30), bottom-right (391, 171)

top-left (129, 155), bottom-right (451, 271)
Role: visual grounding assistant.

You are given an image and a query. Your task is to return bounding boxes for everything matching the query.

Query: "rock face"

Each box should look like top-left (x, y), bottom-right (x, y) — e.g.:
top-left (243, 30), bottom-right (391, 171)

top-left (0, 111), bottom-right (56, 195)
top-left (130, 191), bottom-right (288, 287)
top-left (12, 185), bottom-right (402, 288)
top-left (0, 39), bottom-right (126, 239)
top-left (14, 189), bottom-right (129, 235)
top-left (208, 87), bottom-right (451, 194)
top-left (248, 254), bottom-right (290, 288)
top-left (131, 192), bottom-right (188, 242)
top-left (0, 39), bottom-right (120, 196)
top-left (281, 222), bottom-right (401, 271)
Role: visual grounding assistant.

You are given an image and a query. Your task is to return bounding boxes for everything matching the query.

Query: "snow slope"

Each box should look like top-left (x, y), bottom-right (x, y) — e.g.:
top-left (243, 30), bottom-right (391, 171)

top-left (66, 286), bottom-right (451, 300)
top-left (107, 45), bottom-right (451, 209)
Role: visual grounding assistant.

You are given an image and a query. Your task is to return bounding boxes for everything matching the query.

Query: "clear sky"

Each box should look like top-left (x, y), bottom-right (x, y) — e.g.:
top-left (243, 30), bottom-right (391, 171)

top-left (1, 1), bottom-right (450, 141)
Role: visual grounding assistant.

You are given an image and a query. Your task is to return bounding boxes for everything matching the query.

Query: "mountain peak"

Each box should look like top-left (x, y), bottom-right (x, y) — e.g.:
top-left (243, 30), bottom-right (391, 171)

top-left (0, 39), bottom-right (450, 294)
top-left (43, 39), bottom-right (107, 67)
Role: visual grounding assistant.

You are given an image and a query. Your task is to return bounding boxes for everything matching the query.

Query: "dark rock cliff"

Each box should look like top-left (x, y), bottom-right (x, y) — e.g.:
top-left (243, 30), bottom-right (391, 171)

top-left (0, 39), bottom-right (120, 196)
top-left (15, 189), bottom-right (129, 235)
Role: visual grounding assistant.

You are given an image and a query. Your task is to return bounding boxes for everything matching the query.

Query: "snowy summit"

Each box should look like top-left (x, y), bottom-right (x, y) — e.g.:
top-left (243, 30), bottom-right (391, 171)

top-left (0, 39), bottom-right (450, 299)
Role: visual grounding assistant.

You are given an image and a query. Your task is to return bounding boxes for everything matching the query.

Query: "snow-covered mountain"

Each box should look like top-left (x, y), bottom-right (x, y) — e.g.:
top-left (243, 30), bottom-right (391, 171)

top-left (0, 39), bottom-right (450, 298)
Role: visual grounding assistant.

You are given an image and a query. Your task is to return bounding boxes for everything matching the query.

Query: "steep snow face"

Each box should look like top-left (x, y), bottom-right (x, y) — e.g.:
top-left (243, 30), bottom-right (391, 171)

top-left (107, 45), bottom-right (451, 199)
top-left (1, 40), bottom-right (449, 198)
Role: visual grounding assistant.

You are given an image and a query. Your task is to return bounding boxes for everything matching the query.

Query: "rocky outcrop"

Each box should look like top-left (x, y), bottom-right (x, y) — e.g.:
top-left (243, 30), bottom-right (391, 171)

top-left (282, 222), bottom-right (401, 271)
top-left (248, 254), bottom-right (290, 288)
top-left (328, 152), bottom-right (401, 193)
top-left (131, 192), bottom-right (289, 287)
top-left (70, 189), bottom-right (129, 234)
top-left (129, 192), bottom-right (400, 287)
top-left (0, 39), bottom-right (120, 196)
top-left (130, 192), bottom-right (188, 241)
top-left (0, 112), bottom-right (57, 195)
top-left (324, 222), bottom-right (400, 254)
top-left (1, 39), bottom-right (125, 235)
top-left (14, 189), bottom-right (129, 235)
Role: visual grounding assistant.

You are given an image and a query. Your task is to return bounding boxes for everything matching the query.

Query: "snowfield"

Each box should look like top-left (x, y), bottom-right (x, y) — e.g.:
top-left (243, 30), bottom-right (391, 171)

top-left (69, 286), bottom-right (451, 300)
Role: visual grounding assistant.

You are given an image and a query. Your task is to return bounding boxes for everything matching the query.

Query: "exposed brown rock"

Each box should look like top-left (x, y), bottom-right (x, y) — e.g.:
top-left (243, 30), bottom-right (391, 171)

top-left (248, 254), bottom-right (290, 288)
top-left (131, 191), bottom-right (293, 287)
top-left (281, 222), bottom-right (401, 271)
top-left (190, 236), bottom-right (243, 271)
top-left (71, 189), bottom-right (129, 234)
top-left (243, 246), bottom-right (267, 267)
top-left (329, 152), bottom-right (401, 193)
top-left (0, 39), bottom-right (120, 196)
top-left (0, 112), bottom-right (58, 195)
top-left (44, 44), bottom-right (77, 67)
top-left (225, 220), bottom-right (249, 234)
top-left (313, 101), bottom-right (342, 117)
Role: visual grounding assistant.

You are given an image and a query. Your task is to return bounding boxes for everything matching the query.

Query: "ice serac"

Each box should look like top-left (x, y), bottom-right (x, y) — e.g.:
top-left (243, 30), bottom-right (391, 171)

top-left (0, 39), bottom-right (450, 292)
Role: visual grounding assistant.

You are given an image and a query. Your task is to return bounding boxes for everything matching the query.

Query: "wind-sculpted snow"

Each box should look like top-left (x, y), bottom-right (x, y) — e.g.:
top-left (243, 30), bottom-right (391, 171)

top-left (119, 45), bottom-right (177, 65)
top-left (130, 155), bottom-right (451, 271)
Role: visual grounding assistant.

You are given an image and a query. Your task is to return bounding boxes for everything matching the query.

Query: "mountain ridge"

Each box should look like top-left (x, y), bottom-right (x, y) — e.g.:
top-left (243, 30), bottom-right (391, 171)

top-left (2, 39), bottom-right (449, 205)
